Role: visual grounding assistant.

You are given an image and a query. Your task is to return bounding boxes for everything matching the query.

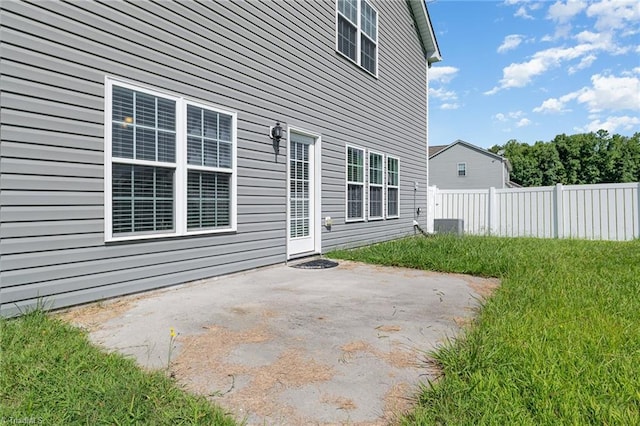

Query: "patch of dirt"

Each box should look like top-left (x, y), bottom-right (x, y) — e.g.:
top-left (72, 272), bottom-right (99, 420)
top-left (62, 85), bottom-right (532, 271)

top-left (56, 297), bottom-right (140, 331)
top-left (466, 276), bottom-right (500, 299)
top-left (453, 316), bottom-right (474, 327)
top-left (376, 325), bottom-right (401, 332)
top-left (341, 339), bottom-right (421, 369)
top-left (320, 394), bottom-right (357, 411)
top-left (382, 382), bottom-right (416, 423)
top-left (225, 349), bottom-right (334, 419)
top-left (342, 382), bottom-right (417, 426)
top-left (381, 343), bottom-right (422, 369)
top-left (173, 322), bottom-right (334, 421)
top-left (334, 260), bottom-right (359, 270)
top-left (173, 324), bottom-right (271, 387)
top-left (341, 340), bottom-right (373, 354)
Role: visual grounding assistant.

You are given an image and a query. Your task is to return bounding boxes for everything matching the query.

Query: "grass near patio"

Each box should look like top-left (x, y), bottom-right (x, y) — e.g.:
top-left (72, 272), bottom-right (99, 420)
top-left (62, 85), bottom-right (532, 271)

top-left (329, 235), bottom-right (640, 424)
top-left (0, 310), bottom-right (237, 425)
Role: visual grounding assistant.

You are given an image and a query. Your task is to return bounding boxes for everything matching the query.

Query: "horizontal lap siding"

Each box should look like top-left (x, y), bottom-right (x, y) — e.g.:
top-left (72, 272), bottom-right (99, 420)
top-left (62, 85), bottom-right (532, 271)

top-left (321, 0), bottom-right (428, 251)
top-left (0, 0), bottom-right (428, 315)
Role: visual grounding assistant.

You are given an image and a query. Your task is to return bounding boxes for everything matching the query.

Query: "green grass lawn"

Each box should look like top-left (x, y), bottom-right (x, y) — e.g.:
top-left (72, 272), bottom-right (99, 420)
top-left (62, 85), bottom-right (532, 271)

top-left (0, 310), bottom-right (237, 425)
top-left (329, 235), bottom-right (640, 425)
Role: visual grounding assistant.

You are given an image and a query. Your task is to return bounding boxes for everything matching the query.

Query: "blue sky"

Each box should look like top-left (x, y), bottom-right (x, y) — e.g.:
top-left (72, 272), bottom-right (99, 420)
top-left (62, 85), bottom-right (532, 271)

top-left (427, 0), bottom-right (640, 148)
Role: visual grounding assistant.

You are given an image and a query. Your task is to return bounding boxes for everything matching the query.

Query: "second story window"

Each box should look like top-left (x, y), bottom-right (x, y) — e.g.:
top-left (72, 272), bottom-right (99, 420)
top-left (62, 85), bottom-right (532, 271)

top-left (458, 162), bottom-right (467, 177)
top-left (337, 0), bottom-right (378, 76)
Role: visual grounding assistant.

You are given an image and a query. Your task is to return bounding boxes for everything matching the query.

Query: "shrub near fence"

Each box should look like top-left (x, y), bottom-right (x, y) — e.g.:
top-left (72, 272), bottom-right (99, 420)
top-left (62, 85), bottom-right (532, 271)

top-left (428, 182), bottom-right (640, 241)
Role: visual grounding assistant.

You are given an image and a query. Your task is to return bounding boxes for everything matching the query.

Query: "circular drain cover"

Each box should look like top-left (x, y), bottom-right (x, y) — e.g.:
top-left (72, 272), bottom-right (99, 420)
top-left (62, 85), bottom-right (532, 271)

top-left (291, 259), bottom-right (339, 269)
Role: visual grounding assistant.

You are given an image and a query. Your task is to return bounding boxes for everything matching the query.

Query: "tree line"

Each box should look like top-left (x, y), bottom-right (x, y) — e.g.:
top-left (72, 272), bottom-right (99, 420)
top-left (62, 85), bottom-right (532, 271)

top-left (489, 130), bottom-right (640, 187)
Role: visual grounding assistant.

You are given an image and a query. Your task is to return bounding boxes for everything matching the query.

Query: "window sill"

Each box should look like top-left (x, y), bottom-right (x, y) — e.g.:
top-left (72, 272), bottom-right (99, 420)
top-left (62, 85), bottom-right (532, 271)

top-left (105, 227), bottom-right (237, 243)
top-left (345, 218), bottom-right (366, 223)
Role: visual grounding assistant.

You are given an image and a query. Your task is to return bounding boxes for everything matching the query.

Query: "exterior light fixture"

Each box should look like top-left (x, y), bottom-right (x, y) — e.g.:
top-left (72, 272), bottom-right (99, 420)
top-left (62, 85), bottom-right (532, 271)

top-left (271, 121), bottom-right (283, 153)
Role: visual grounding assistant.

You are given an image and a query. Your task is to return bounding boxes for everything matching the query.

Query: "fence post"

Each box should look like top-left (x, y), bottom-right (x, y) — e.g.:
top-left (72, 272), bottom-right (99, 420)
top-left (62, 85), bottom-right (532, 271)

top-left (637, 182), bottom-right (640, 239)
top-left (426, 185), bottom-right (437, 233)
top-left (554, 183), bottom-right (564, 238)
top-left (488, 187), bottom-right (496, 235)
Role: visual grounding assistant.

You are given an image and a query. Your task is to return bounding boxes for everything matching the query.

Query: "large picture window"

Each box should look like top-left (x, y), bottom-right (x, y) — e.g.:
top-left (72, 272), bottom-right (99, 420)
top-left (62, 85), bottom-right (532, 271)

top-left (105, 78), bottom-right (237, 241)
top-left (368, 152), bottom-right (384, 220)
top-left (346, 145), bottom-right (365, 221)
top-left (386, 156), bottom-right (399, 218)
top-left (337, 0), bottom-right (378, 76)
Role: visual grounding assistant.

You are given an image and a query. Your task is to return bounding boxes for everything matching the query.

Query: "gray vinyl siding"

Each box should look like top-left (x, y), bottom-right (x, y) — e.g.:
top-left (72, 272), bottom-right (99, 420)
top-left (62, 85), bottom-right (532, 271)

top-left (1, 0), bottom-right (429, 316)
top-left (429, 144), bottom-right (507, 189)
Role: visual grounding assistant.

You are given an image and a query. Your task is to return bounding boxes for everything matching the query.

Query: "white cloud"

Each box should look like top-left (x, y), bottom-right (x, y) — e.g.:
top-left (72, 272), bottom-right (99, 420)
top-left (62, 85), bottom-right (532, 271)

top-left (430, 66), bottom-right (461, 110)
top-left (441, 103), bottom-right (460, 110)
top-left (494, 111), bottom-right (528, 125)
top-left (485, 43), bottom-right (603, 94)
top-left (586, 0), bottom-right (640, 32)
top-left (504, 0), bottom-right (542, 18)
top-left (429, 66), bottom-right (459, 84)
top-left (515, 6), bottom-right (534, 19)
top-left (547, 0), bottom-right (587, 23)
top-left (498, 35), bottom-right (524, 53)
top-left (429, 87), bottom-right (457, 101)
top-left (574, 30), bottom-right (602, 44)
top-left (568, 54), bottom-right (597, 74)
top-left (582, 115), bottom-right (640, 133)
top-left (573, 30), bottom-right (629, 55)
top-left (576, 73), bottom-right (640, 112)
top-left (534, 97), bottom-right (571, 113)
top-left (534, 72), bottom-right (640, 116)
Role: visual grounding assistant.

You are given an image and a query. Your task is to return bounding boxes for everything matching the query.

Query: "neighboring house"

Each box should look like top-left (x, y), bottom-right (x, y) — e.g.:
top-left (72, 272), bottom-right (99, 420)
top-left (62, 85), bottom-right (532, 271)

top-left (0, 1), bottom-right (441, 315)
top-left (429, 140), bottom-right (516, 189)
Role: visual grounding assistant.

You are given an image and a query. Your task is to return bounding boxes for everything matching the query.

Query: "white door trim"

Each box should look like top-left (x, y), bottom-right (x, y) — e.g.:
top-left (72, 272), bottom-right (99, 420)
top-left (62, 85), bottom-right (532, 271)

top-left (286, 126), bottom-right (322, 259)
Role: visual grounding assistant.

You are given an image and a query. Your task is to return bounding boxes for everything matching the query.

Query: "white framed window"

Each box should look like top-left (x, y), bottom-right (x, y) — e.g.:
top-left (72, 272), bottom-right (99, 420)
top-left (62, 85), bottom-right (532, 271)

top-left (458, 162), bottom-right (466, 177)
top-left (368, 151), bottom-right (384, 220)
top-left (386, 156), bottom-right (399, 218)
top-left (346, 145), bottom-right (365, 221)
top-left (336, 0), bottom-right (378, 76)
top-left (105, 78), bottom-right (237, 242)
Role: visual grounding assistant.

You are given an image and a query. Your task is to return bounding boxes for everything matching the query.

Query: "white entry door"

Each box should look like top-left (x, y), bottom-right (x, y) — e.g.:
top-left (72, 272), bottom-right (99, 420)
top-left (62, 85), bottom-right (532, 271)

top-left (287, 130), bottom-right (319, 257)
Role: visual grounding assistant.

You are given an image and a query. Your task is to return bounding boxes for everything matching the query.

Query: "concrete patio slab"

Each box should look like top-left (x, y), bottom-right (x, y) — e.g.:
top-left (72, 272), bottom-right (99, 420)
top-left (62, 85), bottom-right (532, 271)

top-left (60, 260), bottom-right (498, 425)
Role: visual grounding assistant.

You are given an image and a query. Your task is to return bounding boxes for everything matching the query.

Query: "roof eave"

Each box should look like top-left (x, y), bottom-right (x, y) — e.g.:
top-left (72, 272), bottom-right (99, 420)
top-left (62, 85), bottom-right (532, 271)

top-left (407, 0), bottom-right (442, 64)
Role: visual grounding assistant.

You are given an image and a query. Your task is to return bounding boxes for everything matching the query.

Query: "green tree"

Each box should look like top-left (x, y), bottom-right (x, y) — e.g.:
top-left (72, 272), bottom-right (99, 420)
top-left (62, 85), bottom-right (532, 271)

top-left (533, 141), bottom-right (564, 186)
top-left (494, 139), bottom-right (541, 187)
top-left (602, 132), bottom-right (640, 183)
top-left (493, 131), bottom-right (639, 187)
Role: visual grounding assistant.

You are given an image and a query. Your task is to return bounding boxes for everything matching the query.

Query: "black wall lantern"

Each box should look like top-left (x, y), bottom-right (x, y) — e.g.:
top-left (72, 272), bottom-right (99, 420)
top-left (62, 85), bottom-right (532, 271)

top-left (271, 121), bottom-right (283, 153)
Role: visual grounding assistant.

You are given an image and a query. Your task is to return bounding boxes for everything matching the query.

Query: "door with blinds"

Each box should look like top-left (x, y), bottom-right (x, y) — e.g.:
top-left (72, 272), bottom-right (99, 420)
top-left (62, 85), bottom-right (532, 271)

top-left (287, 130), bottom-right (318, 257)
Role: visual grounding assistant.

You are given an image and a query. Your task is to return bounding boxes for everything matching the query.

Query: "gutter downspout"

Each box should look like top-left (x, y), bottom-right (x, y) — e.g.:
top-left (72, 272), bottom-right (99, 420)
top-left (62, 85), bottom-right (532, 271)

top-left (414, 61), bottom-right (430, 235)
top-left (425, 60), bottom-right (430, 229)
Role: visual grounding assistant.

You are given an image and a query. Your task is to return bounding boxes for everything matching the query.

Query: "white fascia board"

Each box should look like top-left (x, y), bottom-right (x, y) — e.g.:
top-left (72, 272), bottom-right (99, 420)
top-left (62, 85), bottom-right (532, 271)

top-left (407, 0), bottom-right (442, 64)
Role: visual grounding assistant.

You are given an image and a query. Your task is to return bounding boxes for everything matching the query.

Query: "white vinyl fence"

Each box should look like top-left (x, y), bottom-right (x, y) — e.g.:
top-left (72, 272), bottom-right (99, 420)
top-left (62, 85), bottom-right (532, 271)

top-left (427, 183), bottom-right (640, 241)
